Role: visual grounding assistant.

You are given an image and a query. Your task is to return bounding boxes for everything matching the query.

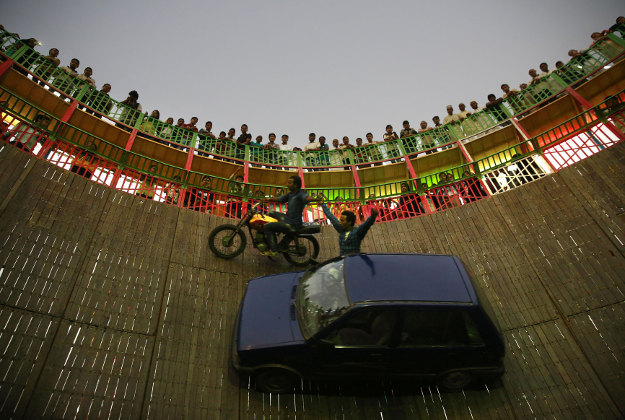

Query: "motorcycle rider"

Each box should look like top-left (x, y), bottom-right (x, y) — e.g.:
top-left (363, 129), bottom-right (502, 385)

top-left (262, 175), bottom-right (321, 257)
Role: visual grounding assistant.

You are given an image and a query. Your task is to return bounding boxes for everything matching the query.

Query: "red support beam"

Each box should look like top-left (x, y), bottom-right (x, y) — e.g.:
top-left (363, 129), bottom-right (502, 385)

top-left (51, 100), bottom-right (79, 143)
top-left (455, 140), bottom-right (477, 173)
top-left (185, 147), bottom-right (194, 170)
top-left (0, 58), bottom-right (14, 78)
top-left (403, 157), bottom-right (418, 189)
top-left (565, 87), bottom-right (593, 109)
top-left (297, 166), bottom-right (305, 188)
top-left (350, 164), bottom-right (361, 197)
top-left (61, 100), bottom-right (78, 123)
top-left (566, 86), bottom-right (625, 142)
top-left (509, 118), bottom-right (535, 153)
top-left (243, 160), bottom-right (249, 182)
top-left (124, 129), bottom-right (138, 151)
top-left (110, 168), bottom-right (123, 190)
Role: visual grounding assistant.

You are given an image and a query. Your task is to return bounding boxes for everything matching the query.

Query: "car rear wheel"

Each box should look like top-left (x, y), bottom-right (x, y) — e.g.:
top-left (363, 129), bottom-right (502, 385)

top-left (254, 369), bottom-right (300, 393)
top-left (437, 371), bottom-right (473, 391)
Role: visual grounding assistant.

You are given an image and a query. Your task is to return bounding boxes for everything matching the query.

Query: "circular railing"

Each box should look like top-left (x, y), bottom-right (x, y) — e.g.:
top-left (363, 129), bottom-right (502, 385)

top-left (1, 27), bottom-right (624, 224)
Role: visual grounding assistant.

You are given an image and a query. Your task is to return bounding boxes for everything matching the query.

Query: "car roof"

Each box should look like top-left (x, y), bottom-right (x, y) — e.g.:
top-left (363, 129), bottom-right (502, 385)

top-left (344, 254), bottom-right (477, 305)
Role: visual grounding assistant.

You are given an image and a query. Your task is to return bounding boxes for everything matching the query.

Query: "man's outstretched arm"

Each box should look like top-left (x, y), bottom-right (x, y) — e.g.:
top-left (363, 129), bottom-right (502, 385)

top-left (354, 208), bottom-right (379, 240)
top-left (320, 203), bottom-right (341, 232)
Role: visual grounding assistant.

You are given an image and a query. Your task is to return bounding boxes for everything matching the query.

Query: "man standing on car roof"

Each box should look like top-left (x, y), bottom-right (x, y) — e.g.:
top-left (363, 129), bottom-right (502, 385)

top-left (262, 175), bottom-right (321, 257)
top-left (320, 201), bottom-right (379, 256)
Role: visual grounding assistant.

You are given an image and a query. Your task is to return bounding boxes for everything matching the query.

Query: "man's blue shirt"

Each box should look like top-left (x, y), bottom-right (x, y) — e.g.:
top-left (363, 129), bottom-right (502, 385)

top-left (321, 203), bottom-right (376, 255)
top-left (278, 189), bottom-right (309, 228)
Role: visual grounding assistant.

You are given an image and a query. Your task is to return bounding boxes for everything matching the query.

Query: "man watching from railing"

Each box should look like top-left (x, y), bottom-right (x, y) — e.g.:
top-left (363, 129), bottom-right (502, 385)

top-left (52, 57), bottom-right (79, 99)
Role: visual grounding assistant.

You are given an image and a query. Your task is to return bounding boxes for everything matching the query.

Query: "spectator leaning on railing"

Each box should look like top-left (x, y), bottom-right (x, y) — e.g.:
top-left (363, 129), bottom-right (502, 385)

top-left (84, 83), bottom-right (112, 118)
top-left (418, 120), bottom-right (435, 154)
top-left (304, 132), bottom-right (320, 169)
top-left (33, 47), bottom-right (60, 86)
top-left (457, 103), bottom-right (469, 119)
top-left (365, 132), bottom-right (383, 165)
top-left (442, 105), bottom-right (463, 139)
top-left (138, 110), bottom-right (161, 137)
top-left (198, 121), bottom-right (215, 156)
top-left (118, 90), bottom-right (142, 128)
top-left (383, 125), bottom-right (399, 162)
top-left (73, 66), bottom-right (96, 99)
top-left (609, 16), bottom-right (625, 38)
top-left (7, 37), bottom-right (38, 76)
top-left (181, 117), bottom-right (199, 149)
top-left (485, 93), bottom-right (507, 124)
top-left (52, 57), bottom-right (79, 99)
top-left (400, 120), bottom-right (418, 155)
top-left (501, 84), bottom-right (523, 114)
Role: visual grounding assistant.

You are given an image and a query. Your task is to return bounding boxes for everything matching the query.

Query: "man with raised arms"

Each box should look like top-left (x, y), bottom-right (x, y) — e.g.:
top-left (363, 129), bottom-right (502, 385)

top-left (320, 202), bottom-right (379, 256)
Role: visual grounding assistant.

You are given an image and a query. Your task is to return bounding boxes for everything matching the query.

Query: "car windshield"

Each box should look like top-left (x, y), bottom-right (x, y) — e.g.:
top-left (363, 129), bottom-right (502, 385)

top-left (296, 259), bottom-right (351, 339)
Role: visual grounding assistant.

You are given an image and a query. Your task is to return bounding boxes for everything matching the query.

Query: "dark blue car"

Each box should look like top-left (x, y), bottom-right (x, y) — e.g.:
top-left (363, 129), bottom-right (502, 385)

top-left (232, 254), bottom-right (505, 393)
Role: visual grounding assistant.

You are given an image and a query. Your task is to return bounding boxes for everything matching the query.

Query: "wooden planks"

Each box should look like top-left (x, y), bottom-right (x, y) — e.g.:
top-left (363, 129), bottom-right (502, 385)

top-left (1, 138), bottom-right (625, 418)
top-left (568, 302), bottom-right (625, 413)
top-left (24, 319), bottom-right (153, 419)
top-left (0, 307), bottom-right (59, 419)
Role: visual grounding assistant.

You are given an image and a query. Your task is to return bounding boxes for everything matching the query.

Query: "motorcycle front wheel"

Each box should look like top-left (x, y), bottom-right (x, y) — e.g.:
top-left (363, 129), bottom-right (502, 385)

top-left (208, 225), bottom-right (247, 259)
top-left (283, 236), bottom-right (319, 267)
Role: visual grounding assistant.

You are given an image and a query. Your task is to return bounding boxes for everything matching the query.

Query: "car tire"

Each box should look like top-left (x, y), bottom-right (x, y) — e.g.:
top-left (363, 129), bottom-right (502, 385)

top-left (254, 369), bottom-right (300, 393)
top-left (437, 371), bottom-right (473, 391)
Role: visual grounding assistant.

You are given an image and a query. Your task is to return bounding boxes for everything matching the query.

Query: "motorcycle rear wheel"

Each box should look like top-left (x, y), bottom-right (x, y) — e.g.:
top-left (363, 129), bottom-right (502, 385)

top-left (208, 225), bottom-right (247, 259)
top-left (283, 236), bottom-right (319, 267)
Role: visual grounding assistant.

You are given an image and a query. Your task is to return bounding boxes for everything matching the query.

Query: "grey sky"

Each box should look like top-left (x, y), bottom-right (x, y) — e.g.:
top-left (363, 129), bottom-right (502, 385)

top-left (3, 0), bottom-right (623, 148)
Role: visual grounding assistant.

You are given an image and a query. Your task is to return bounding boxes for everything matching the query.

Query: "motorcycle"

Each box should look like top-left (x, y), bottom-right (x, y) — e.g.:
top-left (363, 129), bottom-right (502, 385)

top-left (208, 202), bottom-right (321, 267)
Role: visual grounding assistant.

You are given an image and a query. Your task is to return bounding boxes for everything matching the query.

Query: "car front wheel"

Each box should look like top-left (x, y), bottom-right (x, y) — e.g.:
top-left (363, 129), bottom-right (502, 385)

top-left (437, 371), bottom-right (473, 391)
top-left (254, 369), bottom-right (300, 393)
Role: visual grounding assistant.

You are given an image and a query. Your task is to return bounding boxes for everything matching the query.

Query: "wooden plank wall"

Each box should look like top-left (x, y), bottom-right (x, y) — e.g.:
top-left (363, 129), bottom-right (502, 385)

top-left (0, 141), bottom-right (623, 419)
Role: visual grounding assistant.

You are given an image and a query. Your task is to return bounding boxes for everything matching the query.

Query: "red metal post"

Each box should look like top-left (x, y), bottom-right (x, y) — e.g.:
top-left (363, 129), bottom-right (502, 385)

top-left (185, 147), bottom-right (194, 170)
top-left (565, 87), bottom-right (593, 109)
top-left (403, 156), bottom-right (418, 189)
top-left (61, 100), bottom-right (79, 122)
top-left (112, 129), bottom-right (139, 191)
top-left (110, 168), bottom-right (123, 190)
top-left (297, 166), bottom-right (306, 188)
top-left (510, 118), bottom-right (531, 141)
top-left (243, 160), bottom-right (249, 183)
top-left (509, 119), bottom-right (535, 153)
top-left (0, 58), bottom-right (14, 78)
top-left (566, 86), bottom-right (625, 142)
top-left (455, 140), bottom-right (477, 173)
top-left (124, 129), bottom-right (138, 150)
top-left (39, 100), bottom-right (79, 158)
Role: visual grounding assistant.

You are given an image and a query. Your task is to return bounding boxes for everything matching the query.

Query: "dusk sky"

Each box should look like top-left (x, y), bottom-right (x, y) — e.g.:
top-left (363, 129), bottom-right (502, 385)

top-left (3, 0), bottom-right (623, 148)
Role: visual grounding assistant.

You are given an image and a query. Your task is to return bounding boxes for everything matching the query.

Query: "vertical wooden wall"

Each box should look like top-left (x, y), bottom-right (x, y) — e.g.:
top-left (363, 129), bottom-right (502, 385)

top-left (0, 142), bottom-right (623, 419)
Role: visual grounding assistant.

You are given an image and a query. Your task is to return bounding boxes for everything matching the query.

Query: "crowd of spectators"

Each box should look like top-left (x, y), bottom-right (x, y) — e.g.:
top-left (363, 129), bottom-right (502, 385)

top-left (1, 18), bottom-right (624, 223)
top-left (1, 17), bottom-right (623, 171)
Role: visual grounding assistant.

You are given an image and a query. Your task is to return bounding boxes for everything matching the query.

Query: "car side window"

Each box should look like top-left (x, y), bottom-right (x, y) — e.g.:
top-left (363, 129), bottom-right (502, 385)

top-left (398, 310), bottom-right (484, 347)
top-left (323, 311), bottom-right (397, 347)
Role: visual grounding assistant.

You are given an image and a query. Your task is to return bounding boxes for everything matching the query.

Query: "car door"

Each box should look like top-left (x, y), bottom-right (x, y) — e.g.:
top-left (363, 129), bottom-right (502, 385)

top-left (388, 307), bottom-right (488, 378)
top-left (311, 308), bottom-right (399, 379)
